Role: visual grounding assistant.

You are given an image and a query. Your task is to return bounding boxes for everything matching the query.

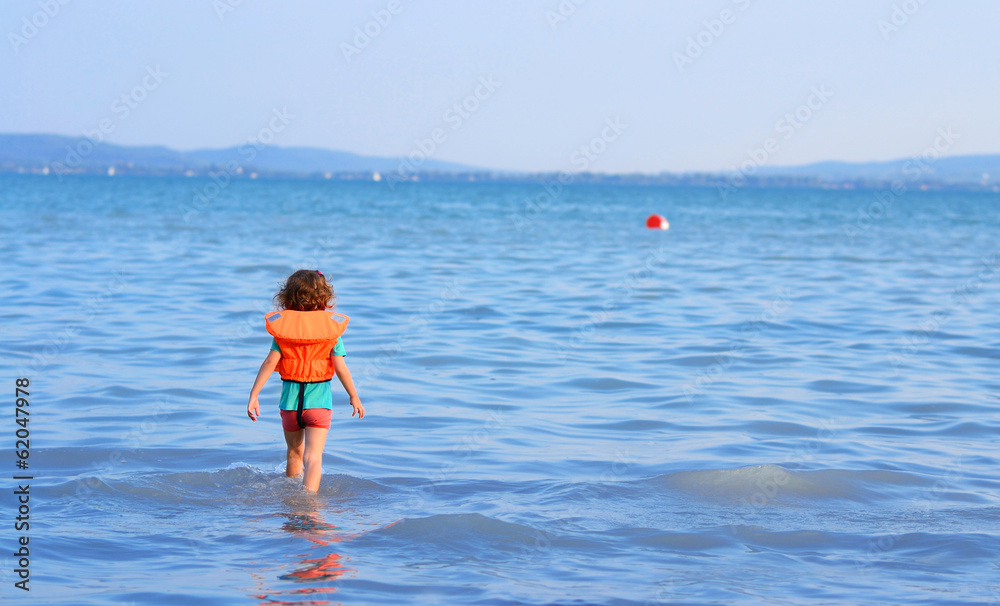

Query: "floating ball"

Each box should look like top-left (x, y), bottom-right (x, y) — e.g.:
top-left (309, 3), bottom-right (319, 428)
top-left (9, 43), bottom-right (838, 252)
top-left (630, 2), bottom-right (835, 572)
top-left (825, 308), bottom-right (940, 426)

top-left (645, 214), bottom-right (669, 230)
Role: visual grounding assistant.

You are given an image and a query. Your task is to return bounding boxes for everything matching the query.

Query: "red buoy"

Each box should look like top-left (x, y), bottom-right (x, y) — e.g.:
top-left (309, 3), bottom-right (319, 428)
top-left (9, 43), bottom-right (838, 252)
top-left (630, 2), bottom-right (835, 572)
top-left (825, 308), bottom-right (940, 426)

top-left (645, 214), bottom-right (669, 230)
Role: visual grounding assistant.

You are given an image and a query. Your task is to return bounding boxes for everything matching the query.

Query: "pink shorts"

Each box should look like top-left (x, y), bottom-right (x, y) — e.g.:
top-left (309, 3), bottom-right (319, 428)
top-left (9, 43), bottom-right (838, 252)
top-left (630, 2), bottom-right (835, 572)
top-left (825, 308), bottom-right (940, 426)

top-left (280, 409), bottom-right (332, 432)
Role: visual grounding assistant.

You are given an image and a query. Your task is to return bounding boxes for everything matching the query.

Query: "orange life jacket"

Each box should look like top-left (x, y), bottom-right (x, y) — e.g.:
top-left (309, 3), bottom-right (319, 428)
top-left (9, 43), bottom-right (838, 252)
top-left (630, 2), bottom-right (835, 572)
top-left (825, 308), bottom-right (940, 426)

top-left (265, 309), bottom-right (349, 383)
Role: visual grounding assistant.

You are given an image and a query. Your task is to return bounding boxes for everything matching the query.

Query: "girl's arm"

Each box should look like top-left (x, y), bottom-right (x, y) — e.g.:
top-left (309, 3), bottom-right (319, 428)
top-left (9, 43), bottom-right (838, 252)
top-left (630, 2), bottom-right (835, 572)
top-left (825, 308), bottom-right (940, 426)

top-left (332, 355), bottom-right (364, 419)
top-left (247, 349), bottom-right (281, 421)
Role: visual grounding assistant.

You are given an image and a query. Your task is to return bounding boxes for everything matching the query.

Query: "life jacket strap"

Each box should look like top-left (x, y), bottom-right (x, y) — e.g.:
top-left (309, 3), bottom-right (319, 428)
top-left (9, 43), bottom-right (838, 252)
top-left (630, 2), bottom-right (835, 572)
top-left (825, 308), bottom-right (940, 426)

top-left (293, 379), bottom-right (332, 429)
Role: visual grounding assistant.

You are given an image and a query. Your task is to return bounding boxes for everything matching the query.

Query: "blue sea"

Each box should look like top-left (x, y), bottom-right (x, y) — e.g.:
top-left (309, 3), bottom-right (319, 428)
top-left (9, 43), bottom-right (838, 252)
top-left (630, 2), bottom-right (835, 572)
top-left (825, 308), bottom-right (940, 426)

top-left (1, 174), bottom-right (998, 605)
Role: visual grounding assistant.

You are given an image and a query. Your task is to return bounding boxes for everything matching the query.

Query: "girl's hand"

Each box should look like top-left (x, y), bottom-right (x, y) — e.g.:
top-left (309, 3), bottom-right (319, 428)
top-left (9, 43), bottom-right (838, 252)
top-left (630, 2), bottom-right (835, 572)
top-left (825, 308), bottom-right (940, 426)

top-left (350, 396), bottom-right (365, 419)
top-left (247, 395), bottom-right (260, 422)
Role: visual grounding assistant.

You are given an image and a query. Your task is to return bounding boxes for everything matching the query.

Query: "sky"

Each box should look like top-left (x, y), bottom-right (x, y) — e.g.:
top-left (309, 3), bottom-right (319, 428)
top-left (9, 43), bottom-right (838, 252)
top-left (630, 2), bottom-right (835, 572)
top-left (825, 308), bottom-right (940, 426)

top-left (1, 0), bottom-right (998, 174)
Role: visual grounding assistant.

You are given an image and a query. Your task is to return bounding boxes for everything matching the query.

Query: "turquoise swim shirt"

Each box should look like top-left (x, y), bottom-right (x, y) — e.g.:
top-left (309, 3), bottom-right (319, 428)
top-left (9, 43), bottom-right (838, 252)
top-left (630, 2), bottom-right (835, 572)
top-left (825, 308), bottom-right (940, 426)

top-left (270, 338), bottom-right (346, 410)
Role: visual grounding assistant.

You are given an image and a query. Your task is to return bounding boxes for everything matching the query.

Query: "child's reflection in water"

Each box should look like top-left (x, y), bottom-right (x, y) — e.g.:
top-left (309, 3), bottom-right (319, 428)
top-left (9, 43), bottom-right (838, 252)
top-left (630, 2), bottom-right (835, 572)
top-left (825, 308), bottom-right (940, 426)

top-left (253, 494), bottom-right (357, 605)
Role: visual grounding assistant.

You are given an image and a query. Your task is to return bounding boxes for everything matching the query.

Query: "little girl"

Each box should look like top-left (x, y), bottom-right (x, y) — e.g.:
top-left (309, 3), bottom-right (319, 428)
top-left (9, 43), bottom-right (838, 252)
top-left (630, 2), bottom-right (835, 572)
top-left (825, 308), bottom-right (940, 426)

top-left (246, 269), bottom-right (364, 492)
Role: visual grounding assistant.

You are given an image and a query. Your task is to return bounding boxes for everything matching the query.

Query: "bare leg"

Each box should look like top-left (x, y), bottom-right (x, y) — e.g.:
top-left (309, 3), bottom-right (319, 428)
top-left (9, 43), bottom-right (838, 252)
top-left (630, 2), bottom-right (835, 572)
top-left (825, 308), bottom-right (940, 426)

top-left (302, 426), bottom-right (330, 492)
top-left (283, 429), bottom-right (305, 477)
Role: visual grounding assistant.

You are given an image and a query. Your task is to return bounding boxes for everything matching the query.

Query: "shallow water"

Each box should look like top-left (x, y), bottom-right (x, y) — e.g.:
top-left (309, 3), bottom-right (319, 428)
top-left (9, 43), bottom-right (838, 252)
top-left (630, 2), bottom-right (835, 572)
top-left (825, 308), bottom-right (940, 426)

top-left (1, 175), bottom-right (998, 604)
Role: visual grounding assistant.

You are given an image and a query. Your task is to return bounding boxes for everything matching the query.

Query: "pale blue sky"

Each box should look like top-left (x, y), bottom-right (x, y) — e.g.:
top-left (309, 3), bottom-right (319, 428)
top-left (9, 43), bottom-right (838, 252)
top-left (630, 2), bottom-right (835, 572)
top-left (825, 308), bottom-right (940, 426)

top-left (2, 0), bottom-right (997, 173)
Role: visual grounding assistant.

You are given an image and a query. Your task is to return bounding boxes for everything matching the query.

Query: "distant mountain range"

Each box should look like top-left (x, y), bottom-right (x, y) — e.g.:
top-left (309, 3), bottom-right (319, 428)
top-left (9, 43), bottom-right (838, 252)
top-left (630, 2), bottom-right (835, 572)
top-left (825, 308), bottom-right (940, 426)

top-left (754, 155), bottom-right (1000, 185)
top-left (1, 133), bottom-right (997, 190)
top-left (0, 133), bottom-right (480, 176)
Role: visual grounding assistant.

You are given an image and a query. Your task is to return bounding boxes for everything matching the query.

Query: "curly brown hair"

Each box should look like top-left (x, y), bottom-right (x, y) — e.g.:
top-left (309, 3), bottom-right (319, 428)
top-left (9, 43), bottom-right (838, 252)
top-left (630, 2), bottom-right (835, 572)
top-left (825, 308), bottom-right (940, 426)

top-left (274, 269), bottom-right (335, 311)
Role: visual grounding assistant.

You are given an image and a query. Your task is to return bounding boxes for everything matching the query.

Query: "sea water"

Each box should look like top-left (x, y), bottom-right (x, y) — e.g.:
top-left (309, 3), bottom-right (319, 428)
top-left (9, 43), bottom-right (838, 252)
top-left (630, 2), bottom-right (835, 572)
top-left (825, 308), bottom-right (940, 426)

top-left (0, 175), bottom-right (998, 605)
